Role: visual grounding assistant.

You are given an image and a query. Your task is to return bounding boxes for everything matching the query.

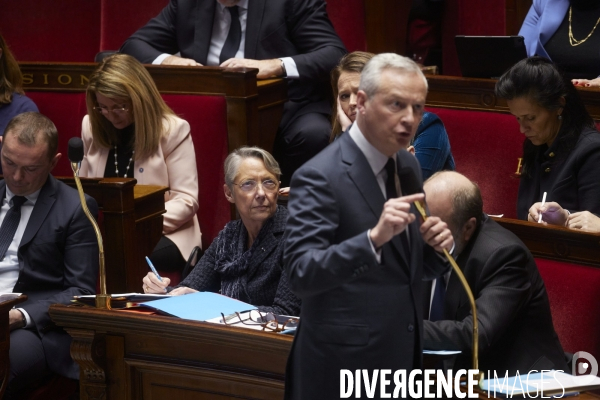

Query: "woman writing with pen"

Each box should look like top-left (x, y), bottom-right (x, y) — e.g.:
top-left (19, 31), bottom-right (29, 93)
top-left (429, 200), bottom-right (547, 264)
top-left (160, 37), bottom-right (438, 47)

top-left (495, 57), bottom-right (600, 226)
top-left (143, 147), bottom-right (301, 316)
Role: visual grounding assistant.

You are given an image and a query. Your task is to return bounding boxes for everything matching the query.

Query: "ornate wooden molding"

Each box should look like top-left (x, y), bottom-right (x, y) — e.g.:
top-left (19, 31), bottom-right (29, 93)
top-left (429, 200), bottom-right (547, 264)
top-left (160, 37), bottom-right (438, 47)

top-left (65, 327), bottom-right (107, 400)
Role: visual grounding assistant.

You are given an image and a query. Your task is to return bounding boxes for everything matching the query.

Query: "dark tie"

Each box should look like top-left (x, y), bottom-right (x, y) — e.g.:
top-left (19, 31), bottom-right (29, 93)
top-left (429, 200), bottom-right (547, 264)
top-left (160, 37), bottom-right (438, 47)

top-left (0, 196), bottom-right (27, 260)
top-left (219, 6), bottom-right (242, 64)
top-left (385, 158), bottom-right (410, 256)
top-left (429, 277), bottom-right (446, 321)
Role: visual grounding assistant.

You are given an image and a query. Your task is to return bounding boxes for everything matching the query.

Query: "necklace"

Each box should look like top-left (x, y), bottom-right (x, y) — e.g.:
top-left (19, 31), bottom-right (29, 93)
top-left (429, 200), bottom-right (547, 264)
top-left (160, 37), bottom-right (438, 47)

top-left (113, 145), bottom-right (135, 177)
top-left (569, 6), bottom-right (600, 46)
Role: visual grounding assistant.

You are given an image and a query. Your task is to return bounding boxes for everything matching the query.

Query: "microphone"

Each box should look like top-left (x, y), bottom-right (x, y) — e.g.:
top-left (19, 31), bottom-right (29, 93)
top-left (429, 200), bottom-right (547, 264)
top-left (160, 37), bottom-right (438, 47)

top-left (399, 163), bottom-right (482, 385)
top-left (68, 138), bottom-right (111, 309)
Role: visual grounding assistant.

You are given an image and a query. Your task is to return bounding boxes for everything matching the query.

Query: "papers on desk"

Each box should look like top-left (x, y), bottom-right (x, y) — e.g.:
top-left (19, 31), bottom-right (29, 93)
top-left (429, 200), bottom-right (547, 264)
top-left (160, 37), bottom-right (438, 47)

top-left (140, 291), bottom-right (256, 321)
top-left (423, 350), bottom-right (461, 355)
top-left (481, 371), bottom-right (600, 398)
top-left (72, 293), bottom-right (170, 309)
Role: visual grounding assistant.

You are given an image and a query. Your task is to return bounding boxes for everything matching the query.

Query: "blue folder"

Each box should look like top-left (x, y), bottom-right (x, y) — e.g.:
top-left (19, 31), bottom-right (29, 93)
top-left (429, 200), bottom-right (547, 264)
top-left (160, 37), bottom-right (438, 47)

top-left (141, 291), bottom-right (256, 321)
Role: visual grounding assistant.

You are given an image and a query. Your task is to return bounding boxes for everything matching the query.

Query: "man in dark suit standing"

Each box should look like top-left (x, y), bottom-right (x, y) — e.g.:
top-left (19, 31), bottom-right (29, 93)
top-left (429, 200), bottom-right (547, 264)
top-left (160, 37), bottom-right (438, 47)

top-left (422, 171), bottom-right (567, 376)
top-left (1, 112), bottom-right (98, 396)
top-left (283, 53), bottom-right (454, 399)
top-left (120, 0), bottom-right (347, 186)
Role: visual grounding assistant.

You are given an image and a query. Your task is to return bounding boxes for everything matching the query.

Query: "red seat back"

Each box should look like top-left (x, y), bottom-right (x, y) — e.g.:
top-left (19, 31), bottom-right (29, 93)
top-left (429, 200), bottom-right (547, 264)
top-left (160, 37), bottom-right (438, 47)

top-left (326, 0), bottom-right (367, 52)
top-left (536, 258), bottom-right (600, 360)
top-left (427, 107), bottom-right (522, 218)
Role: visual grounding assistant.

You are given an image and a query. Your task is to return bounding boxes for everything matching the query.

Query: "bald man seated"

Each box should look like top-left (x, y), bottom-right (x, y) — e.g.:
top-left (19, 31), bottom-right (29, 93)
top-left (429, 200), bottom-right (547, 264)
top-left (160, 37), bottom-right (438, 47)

top-left (423, 171), bottom-right (567, 376)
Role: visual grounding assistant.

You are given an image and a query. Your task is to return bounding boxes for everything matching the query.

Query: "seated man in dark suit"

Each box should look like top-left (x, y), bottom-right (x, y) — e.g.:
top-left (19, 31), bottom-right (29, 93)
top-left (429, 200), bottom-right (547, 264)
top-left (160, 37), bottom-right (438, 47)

top-left (423, 171), bottom-right (568, 376)
top-left (1, 112), bottom-right (98, 397)
top-left (120, 0), bottom-right (347, 186)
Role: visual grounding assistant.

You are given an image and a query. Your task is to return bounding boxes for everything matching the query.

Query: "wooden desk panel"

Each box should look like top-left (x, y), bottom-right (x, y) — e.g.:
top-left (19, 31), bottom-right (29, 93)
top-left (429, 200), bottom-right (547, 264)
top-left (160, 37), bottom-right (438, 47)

top-left (59, 177), bottom-right (167, 293)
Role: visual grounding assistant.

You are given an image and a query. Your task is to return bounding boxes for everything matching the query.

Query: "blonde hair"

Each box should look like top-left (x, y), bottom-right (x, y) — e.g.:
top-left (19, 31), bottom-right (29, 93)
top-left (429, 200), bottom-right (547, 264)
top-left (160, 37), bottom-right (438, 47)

top-left (0, 33), bottom-right (25, 105)
top-left (85, 53), bottom-right (175, 159)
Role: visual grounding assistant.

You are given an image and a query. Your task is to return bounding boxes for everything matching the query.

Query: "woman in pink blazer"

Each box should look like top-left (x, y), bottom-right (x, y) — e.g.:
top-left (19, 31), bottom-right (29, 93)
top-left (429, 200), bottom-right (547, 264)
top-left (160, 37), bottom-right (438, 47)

top-left (80, 54), bottom-right (201, 272)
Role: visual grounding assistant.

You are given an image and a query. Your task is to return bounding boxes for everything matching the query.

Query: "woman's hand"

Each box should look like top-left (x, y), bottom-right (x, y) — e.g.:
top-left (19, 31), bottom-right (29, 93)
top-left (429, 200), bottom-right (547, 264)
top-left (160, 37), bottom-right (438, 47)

top-left (572, 77), bottom-right (600, 88)
top-left (142, 272), bottom-right (170, 293)
top-left (169, 286), bottom-right (198, 296)
top-left (337, 98), bottom-right (353, 132)
top-left (567, 211), bottom-right (600, 232)
top-left (527, 201), bottom-right (569, 226)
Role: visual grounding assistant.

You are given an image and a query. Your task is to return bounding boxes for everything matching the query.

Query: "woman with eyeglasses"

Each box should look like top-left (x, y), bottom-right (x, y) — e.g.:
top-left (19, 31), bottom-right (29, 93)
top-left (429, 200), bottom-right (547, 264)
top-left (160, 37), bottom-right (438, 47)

top-left (143, 147), bottom-right (301, 316)
top-left (80, 53), bottom-right (201, 273)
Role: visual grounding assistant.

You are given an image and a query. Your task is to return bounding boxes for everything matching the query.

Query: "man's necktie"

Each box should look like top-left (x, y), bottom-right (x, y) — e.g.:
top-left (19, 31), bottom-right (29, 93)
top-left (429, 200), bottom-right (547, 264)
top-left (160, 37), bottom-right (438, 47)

top-left (220, 6), bottom-right (242, 64)
top-left (0, 196), bottom-right (27, 261)
top-left (385, 158), bottom-right (410, 256)
top-left (429, 277), bottom-right (446, 321)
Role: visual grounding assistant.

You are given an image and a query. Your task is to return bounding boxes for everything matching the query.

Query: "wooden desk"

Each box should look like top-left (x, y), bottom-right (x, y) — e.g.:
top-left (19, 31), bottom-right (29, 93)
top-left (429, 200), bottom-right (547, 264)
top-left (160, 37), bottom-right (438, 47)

top-left (20, 63), bottom-right (288, 154)
top-left (51, 304), bottom-right (600, 400)
top-left (50, 304), bottom-right (291, 400)
top-left (426, 74), bottom-right (600, 120)
top-left (0, 295), bottom-right (27, 398)
top-left (60, 178), bottom-right (168, 293)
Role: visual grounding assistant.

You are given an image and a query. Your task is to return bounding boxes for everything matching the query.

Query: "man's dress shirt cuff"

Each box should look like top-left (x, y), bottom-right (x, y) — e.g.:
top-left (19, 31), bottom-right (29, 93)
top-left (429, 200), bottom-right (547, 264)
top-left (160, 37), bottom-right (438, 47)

top-left (280, 57), bottom-right (299, 79)
top-left (16, 308), bottom-right (32, 328)
top-left (367, 229), bottom-right (382, 264)
top-left (153, 53), bottom-right (171, 65)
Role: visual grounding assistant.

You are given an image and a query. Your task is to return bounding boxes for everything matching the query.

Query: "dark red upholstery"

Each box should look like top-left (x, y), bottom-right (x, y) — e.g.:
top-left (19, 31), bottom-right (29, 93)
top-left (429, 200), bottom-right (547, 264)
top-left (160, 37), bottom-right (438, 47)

top-left (326, 0), bottom-right (367, 52)
top-left (427, 107), bottom-right (522, 218)
top-left (0, 0), bottom-right (100, 62)
top-left (441, 0), bottom-right (506, 75)
top-left (99, 0), bottom-right (168, 51)
top-left (536, 258), bottom-right (600, 360)
top-left (25, 92), bottom-right (88, 175)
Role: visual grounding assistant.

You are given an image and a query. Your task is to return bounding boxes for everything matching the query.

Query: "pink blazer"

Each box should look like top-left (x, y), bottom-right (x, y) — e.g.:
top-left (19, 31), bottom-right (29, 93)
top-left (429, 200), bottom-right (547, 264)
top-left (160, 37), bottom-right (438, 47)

top-left (80, 114), bottom-right (202, 259)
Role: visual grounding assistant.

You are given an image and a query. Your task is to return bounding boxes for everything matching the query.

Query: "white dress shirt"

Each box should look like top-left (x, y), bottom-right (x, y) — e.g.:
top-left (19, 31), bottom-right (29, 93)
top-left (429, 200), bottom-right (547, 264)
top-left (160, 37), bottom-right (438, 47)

top-left (153, 0), bottom-right (299, 78)
top-left (0, 187), bottom-right (41, 327)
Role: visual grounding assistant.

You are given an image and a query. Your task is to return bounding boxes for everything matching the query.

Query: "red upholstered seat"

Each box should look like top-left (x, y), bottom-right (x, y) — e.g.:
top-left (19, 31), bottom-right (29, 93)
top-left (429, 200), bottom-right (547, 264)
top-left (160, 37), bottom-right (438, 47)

top-left (426, 107), bottom-right (522, 219)
top-left (0, 0), bottom-right (100, 62)
top-left (536, 258), bottom-right (600, 360)
top-left (326, 0), bottom-right (367, 52)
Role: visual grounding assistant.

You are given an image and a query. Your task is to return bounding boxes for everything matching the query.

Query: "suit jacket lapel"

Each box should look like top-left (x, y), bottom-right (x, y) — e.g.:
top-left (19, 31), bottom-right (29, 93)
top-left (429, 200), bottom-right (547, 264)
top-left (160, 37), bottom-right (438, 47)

top-left (341, 134), bottom-right (411, 271)
top-left (194, 0), bottom-right (217, 64)
top-left (244, 0), bottom-right (265, 59)
top-left (20, 176), bottom-right (56, 249)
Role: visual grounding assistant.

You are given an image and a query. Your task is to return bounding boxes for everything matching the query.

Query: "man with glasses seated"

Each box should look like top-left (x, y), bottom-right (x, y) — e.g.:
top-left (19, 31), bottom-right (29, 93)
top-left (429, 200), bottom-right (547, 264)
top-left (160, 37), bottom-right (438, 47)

top-left (143, 146), bottom-right (301, 317)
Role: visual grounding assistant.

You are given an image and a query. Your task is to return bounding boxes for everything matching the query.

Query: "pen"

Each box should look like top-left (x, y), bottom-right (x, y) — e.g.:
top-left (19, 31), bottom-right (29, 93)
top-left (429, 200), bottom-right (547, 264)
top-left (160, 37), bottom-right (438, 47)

top-left (538, 192), bottom-right (547, 223)
top-left (145, 256), bottom-right (163, 282)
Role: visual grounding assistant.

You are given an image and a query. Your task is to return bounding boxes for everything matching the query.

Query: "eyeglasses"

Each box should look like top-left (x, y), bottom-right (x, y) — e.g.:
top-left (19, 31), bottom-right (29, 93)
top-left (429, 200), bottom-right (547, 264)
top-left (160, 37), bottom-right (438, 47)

top-left (93, 106), bottom-right (129, 116)
top-left (220, 310), bottom-right (299, 332)
top-left (233, 179), bottom-right (278, 193)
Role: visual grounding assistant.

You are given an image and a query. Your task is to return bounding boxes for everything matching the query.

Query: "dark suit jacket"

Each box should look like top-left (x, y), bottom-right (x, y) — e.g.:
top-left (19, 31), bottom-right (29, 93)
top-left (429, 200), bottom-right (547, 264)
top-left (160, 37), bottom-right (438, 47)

top-left (6, 175), bottom-right (99, 380)
top-left (517, 127), bottom-right (600, 219)
top-left (120, 0), bottom-right (347, 128)
top-left (283, 132), bottom-right (448, 399)
top-left (423, 216), bottom-right (567, 376)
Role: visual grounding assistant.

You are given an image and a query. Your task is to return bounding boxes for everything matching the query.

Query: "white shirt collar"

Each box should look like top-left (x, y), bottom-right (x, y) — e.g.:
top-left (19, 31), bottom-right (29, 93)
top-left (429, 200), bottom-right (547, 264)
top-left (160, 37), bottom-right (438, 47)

top-left (216, 0), bottom-right (248, 12)
top-left (348, 123), bottom-right (390, 177)
top-left (6, 186), bottom-right (41, 205)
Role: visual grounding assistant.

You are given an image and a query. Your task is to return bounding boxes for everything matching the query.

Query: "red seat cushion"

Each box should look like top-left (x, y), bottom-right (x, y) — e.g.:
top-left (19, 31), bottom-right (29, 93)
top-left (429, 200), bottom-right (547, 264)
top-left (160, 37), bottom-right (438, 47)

top-left (536, 258), bottom-right (600, 359)
top-left (427, 107), bottom-right (522, 218)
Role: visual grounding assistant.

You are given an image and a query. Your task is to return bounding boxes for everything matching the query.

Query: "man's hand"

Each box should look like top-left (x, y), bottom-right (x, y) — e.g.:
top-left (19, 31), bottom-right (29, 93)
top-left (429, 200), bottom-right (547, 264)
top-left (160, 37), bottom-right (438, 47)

top-left (420, 216), bottom-right (454, 253)
top-left (370, 193), bottom-right (424, 249)
top-left (568, 211), bottom-right (600, 232)
top-left (9, 309), bottom-right (25, 331)
top-left (161, 55), bottom-right (203, 66)
top-left (142, 272), bottom-right (170, 293)
top-left (527, 201), bottom-right (568, 226)
top-left (220, 58), bottom-right (283, 79)
top-left (336, 99), bottom-right (353, 132)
